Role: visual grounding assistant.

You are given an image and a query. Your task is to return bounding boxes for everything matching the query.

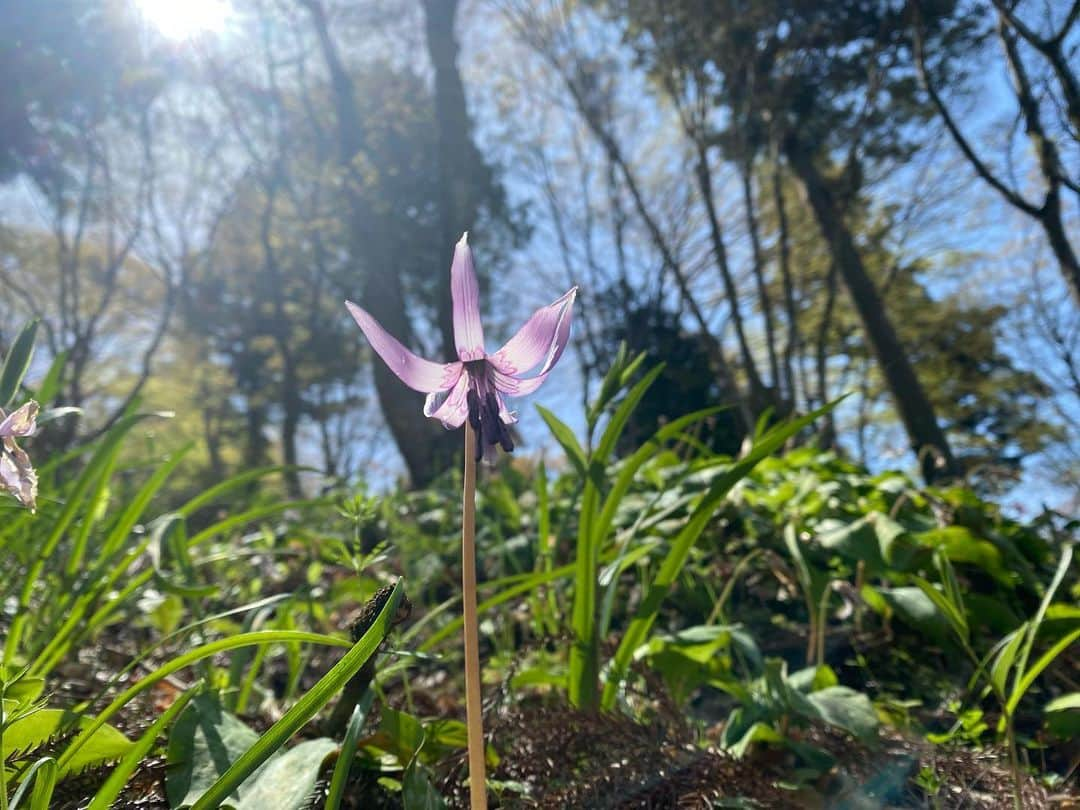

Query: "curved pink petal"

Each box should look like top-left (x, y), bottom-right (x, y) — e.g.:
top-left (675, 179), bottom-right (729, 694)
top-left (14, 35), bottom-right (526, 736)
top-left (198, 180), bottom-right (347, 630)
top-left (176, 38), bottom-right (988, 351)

top-left (346, 301), bottom-right (461, 393)
top-left (1, 439), bottom-right (37, 511)
top-left (424, 372), bottom-right (471, 428)
top-left (451, 233), bottom-right (486, 361)
top-left (489, 287), bottom-right (577, 376)
top-left (0, 401), bottom-right (38, 438)
top-left (490, 366), bottom-right (549, 397)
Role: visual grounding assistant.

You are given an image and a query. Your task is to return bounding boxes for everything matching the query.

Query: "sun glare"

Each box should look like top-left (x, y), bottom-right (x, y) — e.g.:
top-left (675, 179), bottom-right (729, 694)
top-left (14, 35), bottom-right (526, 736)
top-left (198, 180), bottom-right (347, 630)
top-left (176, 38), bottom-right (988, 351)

top-left (135, 0), bottom-right (230, 40)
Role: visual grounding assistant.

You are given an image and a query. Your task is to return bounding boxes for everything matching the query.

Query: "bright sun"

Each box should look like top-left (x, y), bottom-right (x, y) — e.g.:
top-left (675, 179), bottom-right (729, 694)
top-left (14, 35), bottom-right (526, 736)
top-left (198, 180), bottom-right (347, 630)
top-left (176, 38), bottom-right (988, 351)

top-left (135, 0), bottom-right (230, 40)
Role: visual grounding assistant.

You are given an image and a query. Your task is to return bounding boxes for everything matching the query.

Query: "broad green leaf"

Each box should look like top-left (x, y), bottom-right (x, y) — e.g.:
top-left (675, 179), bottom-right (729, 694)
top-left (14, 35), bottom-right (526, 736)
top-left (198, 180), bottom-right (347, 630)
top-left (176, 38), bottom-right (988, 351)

top-left (1044, 693), bottom-right (1080, 713)
top-left (914, 527), bottom-right (1010, 584)
top-left (402, 760), bottom-right (447, 810)
top-left (724, 720), bottom-right (784, 758)
top-left (816, 515), bottom-right (885, 570)
top-left (877, 586), bottom-right (952, 644)
top-left (166, 694), bottom-right (261, 808)
top-left (1043, 693), bottom-right (1080, 739)
top-left (236, 739), bottom-right (338, 810)
top-left (806, 687), bottom-right (879, 741)
top-left (378, 708), bottom-right (426, 766)
top-left (4, 709), bottom-right (131, 779)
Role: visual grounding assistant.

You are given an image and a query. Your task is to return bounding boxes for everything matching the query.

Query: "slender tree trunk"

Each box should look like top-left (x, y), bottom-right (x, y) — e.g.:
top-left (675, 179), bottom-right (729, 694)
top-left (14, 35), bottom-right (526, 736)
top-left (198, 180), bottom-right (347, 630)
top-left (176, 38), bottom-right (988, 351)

top-left (693, 143), bottom-right (768, 414)
top-left (202, 393), bottom-right (225, 482)
top-left (772, 159), bottom-right (801, 409)
top-left (422, 0), bottom-right (480, 360)
top-left (280, 365), bottom-right (303, 496)
top-left (304, 0), bottom-right (457, 486)
top-left (614, 134), bottom-right (750, 435)
top-left (740, 157), bottom-right (781, 394)
top-left (784, 136), bottom-right (960, 483)
top-left (815, 262), bottom-right (839, 450)
top-left (245, 403), bottom-right (269, 470)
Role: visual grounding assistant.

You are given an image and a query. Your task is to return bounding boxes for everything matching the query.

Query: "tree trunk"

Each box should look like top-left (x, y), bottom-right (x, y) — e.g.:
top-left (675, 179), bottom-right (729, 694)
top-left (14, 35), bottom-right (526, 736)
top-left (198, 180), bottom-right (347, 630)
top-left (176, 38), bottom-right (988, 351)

top-left (772, 159), bottom-right (801, 409)
top-left (739, 157), bottom-right (781, 393)
top-left (304, 0), bottom-right (457, 486)
top-left (693, 143), bottom-right (769, 415)
top-left (421, 0), bottom-right (480, 361)
top-left (815, 262), bottom-right (839, 450)
top-left (784, 136), bottom-right (960, 483)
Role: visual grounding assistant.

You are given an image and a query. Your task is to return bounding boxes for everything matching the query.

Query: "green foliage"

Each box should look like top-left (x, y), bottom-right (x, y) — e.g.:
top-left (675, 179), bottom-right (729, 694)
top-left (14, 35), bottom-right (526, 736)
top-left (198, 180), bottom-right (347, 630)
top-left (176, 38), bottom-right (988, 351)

top-left (720, 660), bottom-right (879, 768)
top-left (186, 579), bottom-right (404, 810)
top-left (166, 694), bottom-right (337, 810)
top-left (0, 343), bottom-right (1074, 807)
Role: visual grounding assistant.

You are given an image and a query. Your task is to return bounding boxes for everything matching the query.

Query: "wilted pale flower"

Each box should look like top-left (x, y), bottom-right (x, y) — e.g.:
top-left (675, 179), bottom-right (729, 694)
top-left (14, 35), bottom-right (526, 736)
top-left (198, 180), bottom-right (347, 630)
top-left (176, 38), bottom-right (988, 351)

top-left (0, 401), bottom-right (39, 512)
top-left (347, 233), bottom-right (576, 460)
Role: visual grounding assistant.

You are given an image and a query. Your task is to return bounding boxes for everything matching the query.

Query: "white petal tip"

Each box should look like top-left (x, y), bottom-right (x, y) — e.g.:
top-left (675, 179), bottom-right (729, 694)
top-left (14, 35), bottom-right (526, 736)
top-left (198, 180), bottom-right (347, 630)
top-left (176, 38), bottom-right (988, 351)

top-left (459, 231), bottom-right (469, 245)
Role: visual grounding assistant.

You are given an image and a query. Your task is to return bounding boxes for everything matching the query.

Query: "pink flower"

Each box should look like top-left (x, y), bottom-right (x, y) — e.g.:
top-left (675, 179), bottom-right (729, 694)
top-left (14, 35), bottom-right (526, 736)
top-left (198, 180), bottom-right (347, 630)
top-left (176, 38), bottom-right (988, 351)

top-left (347, 233), bottom-right (577, 460)
top-left (0, 400), bottom-right (39, 512)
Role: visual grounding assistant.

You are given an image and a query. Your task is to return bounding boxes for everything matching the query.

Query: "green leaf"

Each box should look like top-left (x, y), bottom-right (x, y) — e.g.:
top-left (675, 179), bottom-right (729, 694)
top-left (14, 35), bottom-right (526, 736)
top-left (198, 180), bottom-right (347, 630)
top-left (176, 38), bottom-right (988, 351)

top-left (989, 626), bottom-right (1026, 698)
top-left (166, 693), bottom-right (261, 808)
top-left (535, 405), bottom-right (587, 479)
top-left (402, 760), bottom-right (447, 810)
top-left (593, 364), bottom-right (665, 464)
top-left (1044, 693), bottom-right (1080, 713)
top-left (378, 708), bottom-right (426, 766)
top-left (914, 527), bottom-right (1010, 584)
top-left (166, 692), bottom-right (338, 810)
top-left (0, 320), bottom-right (39, 409)
top-left (724, 720), bottom-right (784, 758)
top-left (1009, 544), bottom-right (1073, 704)
top-left (4, 709), bottom-right (132, 780)
top-left (235, 739), bottom-right (338, 810)
top-left (912, 577), bottom-right (968, 645)
top-left (7, 756), bottom-right (57, 810)
top-left (325, 695), bottom-right (374, 810)
top-left (56, 630), bottom-right (351, 774)
top-left (877, 586), bottom-right (952, 644)
top-left (1043, 693), bottom-right (1080, 739)
top-left (817, 515), bottom-right (885, 571)
top-left (31, 350), bottom-right (67, 406)
top-left (805, 687), bottom-right (879, 741)
top-left (0, 672), bottom-right (44, 709)
top-left (1006, 627), bottom-right (1080, 716)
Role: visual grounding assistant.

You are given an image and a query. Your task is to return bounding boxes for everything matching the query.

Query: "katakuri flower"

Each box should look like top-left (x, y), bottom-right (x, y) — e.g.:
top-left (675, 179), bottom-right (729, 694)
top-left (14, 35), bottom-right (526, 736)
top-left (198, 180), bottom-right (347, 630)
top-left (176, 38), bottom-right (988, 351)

top-left (346, 233), bottom-right (577, 461)
top-left (0, 400), bottom-right (39, 512)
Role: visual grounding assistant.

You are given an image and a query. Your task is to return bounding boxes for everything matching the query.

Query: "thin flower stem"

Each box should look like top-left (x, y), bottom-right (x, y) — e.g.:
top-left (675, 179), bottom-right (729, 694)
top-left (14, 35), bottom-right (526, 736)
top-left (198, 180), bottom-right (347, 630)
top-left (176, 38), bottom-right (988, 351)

top-left (461, 422), bottom-right (487, 810)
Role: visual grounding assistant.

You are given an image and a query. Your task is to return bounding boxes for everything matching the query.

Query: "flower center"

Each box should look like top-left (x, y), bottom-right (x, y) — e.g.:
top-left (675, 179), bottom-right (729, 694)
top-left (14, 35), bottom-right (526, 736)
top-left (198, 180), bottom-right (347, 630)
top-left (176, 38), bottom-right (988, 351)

top-left (466, 386), bottom-right (514, 462)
